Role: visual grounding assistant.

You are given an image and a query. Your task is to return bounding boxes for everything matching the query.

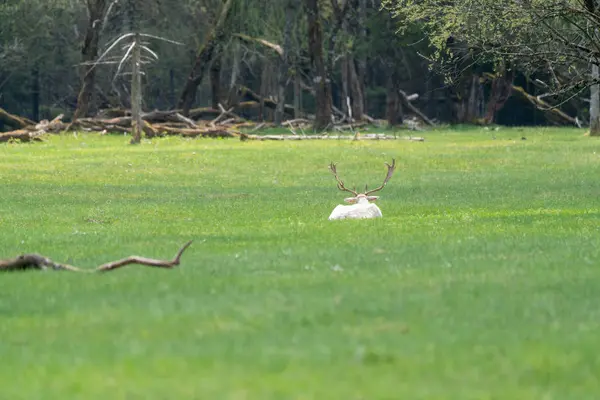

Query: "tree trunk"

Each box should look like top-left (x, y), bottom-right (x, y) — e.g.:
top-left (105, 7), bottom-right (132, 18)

top-left (225, 41), bottom-right (241, 108)
top-left (31, 65), bottom-right (40, 122)
top-left (130, 35), bottom-right (143, 144)
top-left (259, 62), bottom-right (276, 122)
top-left (590, 63), bottom-right (600, 136)
top-left (169, 69), bottom-right (176, 109)
top-left (451, 72), bottom-right (484, 123)
top-left (484, 69), bottom-right (514, 124)
top-left (294, 69), bottom-right (302, 119)
top-left (466, 74), bottom-right (482, 122)
top-left (357, 0), bottom-right (368, 113)
top-left (72, 0), bottom-right (108, 123)
top-left (275, 0), bottom-right (298, 125)
top-left (178, 0), bottom-right (234, 116)
top-left (341, 56), bottom-right (351, 117)
top-left (306, 0), bottom-right (332, 131)
top-left (386, 69), bottom-right (402, 127)
top-left (348, 55), bottom-right (364, 120)
top-left (210, 53), bottom-right (222, 110)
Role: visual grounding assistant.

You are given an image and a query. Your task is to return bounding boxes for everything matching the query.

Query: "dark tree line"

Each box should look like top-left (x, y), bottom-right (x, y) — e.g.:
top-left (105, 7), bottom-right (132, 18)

top-left (0, 0), bottom-right (592, 133)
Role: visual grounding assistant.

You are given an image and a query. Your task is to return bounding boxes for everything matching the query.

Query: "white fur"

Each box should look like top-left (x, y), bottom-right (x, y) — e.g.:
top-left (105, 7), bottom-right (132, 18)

top-left (328, 195), bottom-right (383, 220)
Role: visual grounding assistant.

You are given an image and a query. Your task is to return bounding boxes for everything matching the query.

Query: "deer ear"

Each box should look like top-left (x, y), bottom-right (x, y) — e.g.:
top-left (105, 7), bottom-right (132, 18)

top-left (366, 196), bottom-right (379, 202)
top-left (344, 197), bottom-right (358, 204)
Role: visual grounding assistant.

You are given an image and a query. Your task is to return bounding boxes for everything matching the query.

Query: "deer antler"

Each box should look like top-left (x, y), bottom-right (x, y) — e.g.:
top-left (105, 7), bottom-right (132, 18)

top-left (364, 159), bottom-right (396, 195)
top-left (329, 162), bottom-right (358, 196)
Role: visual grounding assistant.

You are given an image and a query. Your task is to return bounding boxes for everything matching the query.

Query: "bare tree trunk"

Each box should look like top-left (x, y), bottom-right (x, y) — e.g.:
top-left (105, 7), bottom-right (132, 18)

top-left (591, 63), bottom-right (600, 136)
top-left (130, 34), bottom-right (143, 144)
top-left (275, 0), bottom-right (298, 125)
top-left (306, 0), bottom-right (332, 131)
top-left (178, 0), bottom-right (233, 116)
top-left (72, 0), bottom-right (108, 123)
top-left (210, 53), bottom-right (222, 109)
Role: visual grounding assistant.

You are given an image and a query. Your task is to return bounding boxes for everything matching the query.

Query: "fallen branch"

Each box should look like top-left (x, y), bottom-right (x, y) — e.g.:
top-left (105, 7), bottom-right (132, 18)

top-left (511, 85), bottom-right (580, 127)
top-left (399, 90), bottom-right (435, 127)
top-left (237, 85), bottom-right (295, 115)
top-left (232, 33), bottom-right (283, 57)
top-left (172, 112), bottom-right (198, 128)
top-left (282, 118), bottom-right (311, 126)
top-left (0, 241), bottom-right (192, 273)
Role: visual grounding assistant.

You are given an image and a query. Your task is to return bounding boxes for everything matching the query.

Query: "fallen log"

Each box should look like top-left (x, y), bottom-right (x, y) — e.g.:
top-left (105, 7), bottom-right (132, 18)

top-left (153, 125), bottom-right (241, 138)
top-left (0, 241), bottom-right (192, 273)
top-left (0, 129), bottom-right (45, 143)
top-left (241, 133), bottom-right (424, 141)
top-left (237, 85), bottom-right (295, 115)
top-left (0, 107), bottom-right (36, 129)
top-left (95, 107), bottom-right (223, 121)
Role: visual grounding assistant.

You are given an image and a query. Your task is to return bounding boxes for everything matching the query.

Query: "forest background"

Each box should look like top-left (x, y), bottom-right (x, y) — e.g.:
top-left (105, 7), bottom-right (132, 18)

top-left (0, 0), bottom-right (598, 135)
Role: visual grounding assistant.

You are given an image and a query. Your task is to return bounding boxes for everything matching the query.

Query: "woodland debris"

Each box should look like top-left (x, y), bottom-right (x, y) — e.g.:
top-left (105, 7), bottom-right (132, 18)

top-left (237, 85), bottom-right (296, 115)
top-left (511, 85), bottom-right (580, 127)
top-left (399, 90), bottom-right (436, 127)
top-left (0, 241), bottom-right (192, 273)
top-left (0, 98), bottom-right (430, 142)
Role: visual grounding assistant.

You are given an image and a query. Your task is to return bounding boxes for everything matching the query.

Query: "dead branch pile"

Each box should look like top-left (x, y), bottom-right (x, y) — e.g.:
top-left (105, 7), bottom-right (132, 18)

top-left (0, 241), bottom-right (192, 273)
top-left (0, 89), bottom-right (431, 143)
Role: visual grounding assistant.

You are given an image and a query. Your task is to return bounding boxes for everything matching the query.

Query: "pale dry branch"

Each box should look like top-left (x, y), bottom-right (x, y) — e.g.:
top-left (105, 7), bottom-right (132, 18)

top-left (0, 241), bottom-right (193, 273)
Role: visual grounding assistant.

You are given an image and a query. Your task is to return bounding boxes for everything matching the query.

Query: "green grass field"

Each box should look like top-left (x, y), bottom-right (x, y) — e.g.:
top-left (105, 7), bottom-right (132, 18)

top-left (1, 127), bottom-right (599, 399)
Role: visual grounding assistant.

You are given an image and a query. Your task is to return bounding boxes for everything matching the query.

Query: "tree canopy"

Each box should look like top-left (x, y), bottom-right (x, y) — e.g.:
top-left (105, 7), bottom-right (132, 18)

top-left (383, 0), bottom-right (600, 100)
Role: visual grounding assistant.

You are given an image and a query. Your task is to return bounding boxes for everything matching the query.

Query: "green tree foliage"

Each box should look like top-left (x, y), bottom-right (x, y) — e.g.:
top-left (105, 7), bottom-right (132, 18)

top-left (383, 0), bottom-right (600, 94)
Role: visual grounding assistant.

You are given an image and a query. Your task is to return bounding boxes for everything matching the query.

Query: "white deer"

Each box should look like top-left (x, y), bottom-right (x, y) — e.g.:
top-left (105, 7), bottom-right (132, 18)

top-left (328, 159), bottom-right (396, 220)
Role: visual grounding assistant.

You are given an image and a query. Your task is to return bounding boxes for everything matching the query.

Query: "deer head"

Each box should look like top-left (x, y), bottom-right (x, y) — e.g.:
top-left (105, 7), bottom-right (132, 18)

top-left (329, 159), bottom-right (396, 204)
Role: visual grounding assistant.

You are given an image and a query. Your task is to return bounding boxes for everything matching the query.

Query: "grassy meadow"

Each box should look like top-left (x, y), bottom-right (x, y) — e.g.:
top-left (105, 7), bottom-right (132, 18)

top-left (0, 127), bottom-right (599, 399)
